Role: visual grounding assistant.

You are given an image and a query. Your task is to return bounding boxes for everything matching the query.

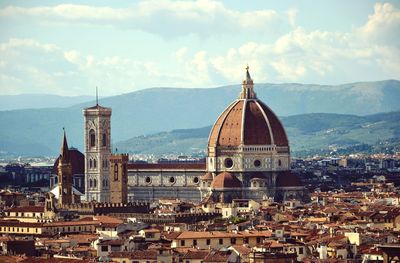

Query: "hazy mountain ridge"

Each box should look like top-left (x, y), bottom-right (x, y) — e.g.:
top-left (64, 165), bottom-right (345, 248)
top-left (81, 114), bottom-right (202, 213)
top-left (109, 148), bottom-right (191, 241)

top-left (115, 111), bottom-right (400, 157)
top-left (0, 94), bottom-right (94, 111)
top-left (0, 80), bottom-right (399, 156)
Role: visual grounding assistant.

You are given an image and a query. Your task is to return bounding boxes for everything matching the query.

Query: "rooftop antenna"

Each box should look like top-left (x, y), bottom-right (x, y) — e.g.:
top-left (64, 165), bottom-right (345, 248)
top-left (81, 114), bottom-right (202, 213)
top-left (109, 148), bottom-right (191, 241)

top-left (96, 86), bottom-right (98, 106)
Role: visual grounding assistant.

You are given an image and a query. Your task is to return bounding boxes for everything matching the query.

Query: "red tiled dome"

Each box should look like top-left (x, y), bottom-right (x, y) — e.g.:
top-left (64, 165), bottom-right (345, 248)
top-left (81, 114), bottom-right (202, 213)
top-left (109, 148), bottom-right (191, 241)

top-left (211, 172), bottom-right (242, 189)
top-left (201, 172), bottom-right (214, 181)
top-left (53, 148), bottom-right (84, 175)
top-left (275, 171), bottom-right (302, 187)
top-left (208, 99), bottom-right (288, 147)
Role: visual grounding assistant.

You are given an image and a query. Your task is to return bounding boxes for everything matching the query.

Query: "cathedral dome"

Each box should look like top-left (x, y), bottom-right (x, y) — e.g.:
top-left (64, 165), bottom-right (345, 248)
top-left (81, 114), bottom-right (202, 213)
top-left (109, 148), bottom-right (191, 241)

top-left (208, 67), bottom-right (288, 148)
top-left (275, 171), bottom-right (302, 187)
top-left (211, 172), bottom-right (242, 189)
top-left (53, 148), bottom-right (84, 175)
top-left (201, 172), bottom-right (214, 181)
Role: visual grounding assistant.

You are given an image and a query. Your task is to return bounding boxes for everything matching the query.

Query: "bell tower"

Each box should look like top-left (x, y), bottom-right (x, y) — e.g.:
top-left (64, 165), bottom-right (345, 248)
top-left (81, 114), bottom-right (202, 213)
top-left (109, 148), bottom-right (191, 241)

top-left (58, 129), bottom-right (73, 206)
top-left (83, 92), bottom-right (112, 203)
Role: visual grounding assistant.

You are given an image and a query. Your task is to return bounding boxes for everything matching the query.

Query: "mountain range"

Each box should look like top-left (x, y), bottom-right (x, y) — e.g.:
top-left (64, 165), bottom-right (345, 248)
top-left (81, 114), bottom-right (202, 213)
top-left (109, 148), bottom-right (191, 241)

top-left (0, 80), bottom-right (399, 156)
top-left (115, 111), bottom-right (400, 157)
top-left (0, 94), bottom-right (94, 111)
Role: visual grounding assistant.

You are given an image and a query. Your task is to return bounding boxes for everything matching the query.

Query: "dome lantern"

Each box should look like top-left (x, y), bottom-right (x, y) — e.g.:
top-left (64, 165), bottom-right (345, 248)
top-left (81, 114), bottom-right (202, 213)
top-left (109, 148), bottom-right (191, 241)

top-left (240, 65), bottom-right (257, 100)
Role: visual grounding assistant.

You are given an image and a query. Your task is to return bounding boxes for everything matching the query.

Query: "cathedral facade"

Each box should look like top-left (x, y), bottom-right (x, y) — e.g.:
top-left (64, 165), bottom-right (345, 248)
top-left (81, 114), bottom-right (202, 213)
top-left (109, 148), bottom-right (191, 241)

top-left (83, 67), bottom-right (308, 203)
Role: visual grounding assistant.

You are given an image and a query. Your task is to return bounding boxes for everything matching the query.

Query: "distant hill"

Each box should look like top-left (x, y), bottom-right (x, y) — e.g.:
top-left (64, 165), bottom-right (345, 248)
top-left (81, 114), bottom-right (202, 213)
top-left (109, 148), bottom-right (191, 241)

top-left (0, 94), bottom-right (94, 110)
top-left (0, 80), bottom-right (399, 156)
top-left (115, 111), bottom-right (400, 157)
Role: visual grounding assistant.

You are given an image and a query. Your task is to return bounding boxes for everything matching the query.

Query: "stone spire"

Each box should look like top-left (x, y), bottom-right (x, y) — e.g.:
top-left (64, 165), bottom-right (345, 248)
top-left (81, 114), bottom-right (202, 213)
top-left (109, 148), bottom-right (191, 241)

top-left (239, 65), bottom-right (257, 99)
top-left (60, 128), bottom-right (70, 163)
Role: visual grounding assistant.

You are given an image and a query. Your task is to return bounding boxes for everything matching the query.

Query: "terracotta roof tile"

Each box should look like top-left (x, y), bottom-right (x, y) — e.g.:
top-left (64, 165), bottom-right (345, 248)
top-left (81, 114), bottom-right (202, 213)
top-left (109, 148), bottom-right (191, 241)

top-left (275, 171), bottom-right (302, 187)
top-left (208, 99), bottom-right (289, 147)
top-left (110, 250), bottom-right (158, 260)
top-left (53, 149), bottom-right (84, 175)
top-left (211, 172), bottom-right (242, 189)
top-left (182, 250), bottom-right (210, 259)
top-left (176, 231), bottom-right (272, 239)
top-left (6, 206), bottom-right (44, 213)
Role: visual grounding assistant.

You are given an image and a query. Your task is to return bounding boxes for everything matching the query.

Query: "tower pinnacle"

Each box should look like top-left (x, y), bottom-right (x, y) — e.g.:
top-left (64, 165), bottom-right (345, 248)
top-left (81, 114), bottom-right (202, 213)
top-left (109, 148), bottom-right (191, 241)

top-left (96, 86), bottom-right (98, 106)
top-left (60, 128), bottom-right (70, 163)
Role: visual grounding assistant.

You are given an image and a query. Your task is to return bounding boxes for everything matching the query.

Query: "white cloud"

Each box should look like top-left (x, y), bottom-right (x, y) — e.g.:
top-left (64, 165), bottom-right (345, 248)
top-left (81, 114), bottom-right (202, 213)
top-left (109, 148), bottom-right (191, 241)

top-left (0, 38), bottom-right (188, 95)
top-left (0, 38), bottom-right (57, 52)
top-left (175, 47), bottom-right (188, 63)
top-left (286, 8), bottom-right (297, 28)
top-left (0, 1), bottom-right (282, 37)
top-left (359, 3), bottom-right (400, 45)
top-left (174, 10), bottom-right (400, 85)
top-left (0, 2), bottom-right (399, 95)
top-left (63, 50), bottom-right (81, 64)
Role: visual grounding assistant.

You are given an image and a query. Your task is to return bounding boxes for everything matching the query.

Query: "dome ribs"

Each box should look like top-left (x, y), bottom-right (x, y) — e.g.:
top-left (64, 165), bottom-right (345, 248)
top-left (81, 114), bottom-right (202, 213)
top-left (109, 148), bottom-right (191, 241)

top-left (217, 101), bottom-right (244, 147)
top-left (258, 102), bottom-right (289, 147)
top-left (211, 172), bottom-right (242, 189)
top-left (243, 101), bottom-right (272, 145)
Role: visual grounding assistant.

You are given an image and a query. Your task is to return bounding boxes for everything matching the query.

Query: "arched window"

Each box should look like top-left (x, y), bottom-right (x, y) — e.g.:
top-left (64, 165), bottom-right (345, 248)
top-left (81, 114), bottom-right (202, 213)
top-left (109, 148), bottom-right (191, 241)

top-left (114, 164), bottom-right (118, 181)
top-left (103, 179), bottom-right (106, 187)
top-left (89, 129), bottom-right (96, 147)
top-left (93, 179), bottom-right (97, 188)
top-left (93, 159), bottom-right (97, 168)
top-left (89, 179), bottom-right (93, 188)
top-left (89, 159), bottom-right (92, 168)
top-left (278, 160), bottom-right (282, 166)
top-left (102, 133), bottom-right (107, 147)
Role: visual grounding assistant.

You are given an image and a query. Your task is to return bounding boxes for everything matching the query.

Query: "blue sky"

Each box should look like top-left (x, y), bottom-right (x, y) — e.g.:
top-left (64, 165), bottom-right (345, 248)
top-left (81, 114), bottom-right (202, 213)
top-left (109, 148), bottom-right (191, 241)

top-left (0, 0), bottom-right (399, 96)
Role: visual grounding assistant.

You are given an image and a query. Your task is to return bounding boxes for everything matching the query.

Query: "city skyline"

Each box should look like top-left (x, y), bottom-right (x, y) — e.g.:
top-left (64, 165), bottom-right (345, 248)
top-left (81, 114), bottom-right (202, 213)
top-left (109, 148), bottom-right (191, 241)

top-left (0, 0), bottom-right (399, 96)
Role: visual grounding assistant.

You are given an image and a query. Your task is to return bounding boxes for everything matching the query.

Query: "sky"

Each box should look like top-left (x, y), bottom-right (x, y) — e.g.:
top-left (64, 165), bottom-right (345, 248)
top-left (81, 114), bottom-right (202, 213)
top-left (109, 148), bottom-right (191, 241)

top-left (0, 0), bottom-right (399, 96)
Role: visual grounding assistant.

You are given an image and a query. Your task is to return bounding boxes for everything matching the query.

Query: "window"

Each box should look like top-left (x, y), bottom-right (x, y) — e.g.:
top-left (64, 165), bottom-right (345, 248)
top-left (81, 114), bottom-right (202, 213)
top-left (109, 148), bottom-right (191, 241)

top-left (169, 177), bottom-right (175, 184)
top-left (219, 239), bottom-right (223, 245)
top-left (101, 246), bottom-right (108, 252)
top-left (114, 164), bottom-right (119, 181)
top-left (180, 240), bottom-right (185, 246)
top-left (193, 239), bottom-right (197, 246)
top-left (224, 158), bottom-right (233, 168)
top-left (89, 129), bottom-right (96, 147)
top-left (93, 179), bottom-right (97, 188)
top-left (193, 177), bottom-right (199, 184)
top-left (89, 179), bottom-right (93, 188)
top-left (299, 247), bottom-right (304, 254)
top-left (278, 159), bottom-right (282, 166)
top-left (206, 239), bottom-right (210, 245)
top-left (145, 177), bottom-right (151, 184)
top-left (102, 133), bottom-right (107, 147)
top-left (254, 159), bottom-right (261, 167)
top-left (256, 237), bottom-right (261, 243)
top-left (89, 159), bottom-right (92, 168)
top-left (231, 238), bottom-right (236, 244)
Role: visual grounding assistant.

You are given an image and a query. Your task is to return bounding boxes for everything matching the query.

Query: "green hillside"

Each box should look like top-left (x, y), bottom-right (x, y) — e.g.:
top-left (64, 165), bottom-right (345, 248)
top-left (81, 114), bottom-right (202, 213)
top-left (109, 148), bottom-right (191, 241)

top-left (0, 80), bottom-right (399, 156)
top-left (115, 112), bottom-right (400, 157)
